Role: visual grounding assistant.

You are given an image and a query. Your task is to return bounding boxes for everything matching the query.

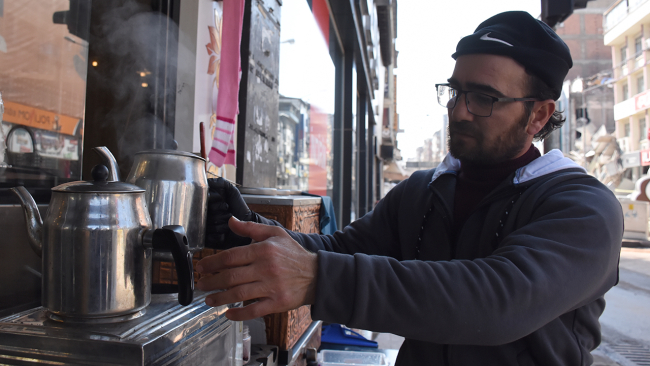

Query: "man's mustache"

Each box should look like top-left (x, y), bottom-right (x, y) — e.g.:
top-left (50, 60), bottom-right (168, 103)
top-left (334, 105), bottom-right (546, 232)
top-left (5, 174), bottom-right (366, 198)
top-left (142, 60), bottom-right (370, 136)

top-left (449, 121), bottom-right (480, 137)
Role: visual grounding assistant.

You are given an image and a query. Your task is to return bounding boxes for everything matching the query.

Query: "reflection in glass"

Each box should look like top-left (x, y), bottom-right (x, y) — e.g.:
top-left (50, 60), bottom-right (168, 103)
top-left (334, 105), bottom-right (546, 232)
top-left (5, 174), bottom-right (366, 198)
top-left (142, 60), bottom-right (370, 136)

top-left (0, 0), bottom-right (89, 198)
top-left (276, 0), bottom-right (334, 196)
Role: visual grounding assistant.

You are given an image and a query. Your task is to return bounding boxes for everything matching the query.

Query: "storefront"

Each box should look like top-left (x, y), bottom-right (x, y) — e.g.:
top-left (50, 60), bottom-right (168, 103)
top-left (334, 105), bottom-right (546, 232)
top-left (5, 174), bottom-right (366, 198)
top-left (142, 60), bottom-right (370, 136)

top-left (0, 0), bottom-right (397, 346)
top-left (0, 0), bottom-right (396, 228)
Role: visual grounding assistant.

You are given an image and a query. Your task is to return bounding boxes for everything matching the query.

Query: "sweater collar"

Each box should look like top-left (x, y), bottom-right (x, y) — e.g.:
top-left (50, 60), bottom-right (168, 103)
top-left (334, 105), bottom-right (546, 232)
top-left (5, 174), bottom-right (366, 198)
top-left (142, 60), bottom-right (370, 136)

top-left (430, 148), bottom-right (586, 185)
top-left (459, 145), bottom-right (540, 182)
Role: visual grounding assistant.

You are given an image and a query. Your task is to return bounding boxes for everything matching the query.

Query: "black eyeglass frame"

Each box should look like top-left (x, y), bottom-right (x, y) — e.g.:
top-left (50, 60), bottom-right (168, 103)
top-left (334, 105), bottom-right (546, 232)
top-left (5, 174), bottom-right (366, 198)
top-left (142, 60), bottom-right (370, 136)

top-left (435, 83), bottom-right (542, 117)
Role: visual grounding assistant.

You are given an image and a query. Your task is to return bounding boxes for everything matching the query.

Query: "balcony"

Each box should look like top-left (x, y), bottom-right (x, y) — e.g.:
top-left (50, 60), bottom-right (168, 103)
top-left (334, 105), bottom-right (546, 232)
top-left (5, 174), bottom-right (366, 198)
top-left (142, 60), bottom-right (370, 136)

top-left (604, 0), bottom-right (650, 45)
top-left (606, 0), bottom-right (650, 31)
top-left (641, 138), bottom-right (650, 150)
top-left (635, 52), bottom-right (645, 69)
top-left (605, 0), bottom-right (629, 31)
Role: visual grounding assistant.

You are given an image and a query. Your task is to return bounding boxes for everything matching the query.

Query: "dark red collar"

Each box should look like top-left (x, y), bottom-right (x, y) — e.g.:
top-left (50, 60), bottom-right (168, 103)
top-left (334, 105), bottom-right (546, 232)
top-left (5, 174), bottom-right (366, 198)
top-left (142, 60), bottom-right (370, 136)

top-left (459, 145), bottom-right (541, 183)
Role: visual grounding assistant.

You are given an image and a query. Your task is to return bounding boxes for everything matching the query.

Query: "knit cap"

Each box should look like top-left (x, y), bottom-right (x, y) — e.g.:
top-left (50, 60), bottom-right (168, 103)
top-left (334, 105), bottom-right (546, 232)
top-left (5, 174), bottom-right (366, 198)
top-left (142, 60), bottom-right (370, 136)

top-left (452, 11), bottom-right (572, 100)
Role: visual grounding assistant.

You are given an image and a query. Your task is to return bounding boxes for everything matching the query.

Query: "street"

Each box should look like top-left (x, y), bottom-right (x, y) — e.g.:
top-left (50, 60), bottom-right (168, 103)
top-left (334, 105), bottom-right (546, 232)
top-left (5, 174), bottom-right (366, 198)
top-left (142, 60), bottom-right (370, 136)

top-left (592, 247), bottom-right (650, 366)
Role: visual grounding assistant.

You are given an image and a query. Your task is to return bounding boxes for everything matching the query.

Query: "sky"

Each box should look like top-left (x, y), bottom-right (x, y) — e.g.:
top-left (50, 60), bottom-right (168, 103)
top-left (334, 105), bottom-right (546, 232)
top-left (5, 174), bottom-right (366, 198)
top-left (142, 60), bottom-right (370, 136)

top-left (395, 0), bottom-right (542, 161)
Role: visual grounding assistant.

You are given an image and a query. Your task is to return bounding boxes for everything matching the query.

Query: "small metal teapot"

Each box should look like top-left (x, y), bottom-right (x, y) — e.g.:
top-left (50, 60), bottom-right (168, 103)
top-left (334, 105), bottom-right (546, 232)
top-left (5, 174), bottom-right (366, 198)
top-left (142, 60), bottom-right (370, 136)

top-left (94, 147), bottom-right (208, 260)
top-left (11, 165), bottom-right (194, 323)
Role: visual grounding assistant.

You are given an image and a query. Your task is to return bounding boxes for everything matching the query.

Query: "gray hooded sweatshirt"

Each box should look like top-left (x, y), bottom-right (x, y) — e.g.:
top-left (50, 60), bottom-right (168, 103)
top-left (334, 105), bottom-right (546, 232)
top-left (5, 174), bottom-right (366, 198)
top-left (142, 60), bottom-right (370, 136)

top-left (260, 150), bottom-right (624, 365)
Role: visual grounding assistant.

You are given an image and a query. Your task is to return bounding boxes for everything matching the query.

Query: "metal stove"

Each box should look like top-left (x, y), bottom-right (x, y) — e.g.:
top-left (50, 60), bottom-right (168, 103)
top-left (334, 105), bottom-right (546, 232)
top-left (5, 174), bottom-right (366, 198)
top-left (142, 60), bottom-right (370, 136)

top-left (0, 292), bottom-right (243, 365)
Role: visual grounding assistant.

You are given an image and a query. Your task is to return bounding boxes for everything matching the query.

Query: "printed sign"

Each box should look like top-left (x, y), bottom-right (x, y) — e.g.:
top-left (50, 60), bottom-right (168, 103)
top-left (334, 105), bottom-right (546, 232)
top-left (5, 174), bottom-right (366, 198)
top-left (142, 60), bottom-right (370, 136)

top-left (641, 149), bottom-right (650, 166)
top-left (2, 101), bottom-right (80, 136)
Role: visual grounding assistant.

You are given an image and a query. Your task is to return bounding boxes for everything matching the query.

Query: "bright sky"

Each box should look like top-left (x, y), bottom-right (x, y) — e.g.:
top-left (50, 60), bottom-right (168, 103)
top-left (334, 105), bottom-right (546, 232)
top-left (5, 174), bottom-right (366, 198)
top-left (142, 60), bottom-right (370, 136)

top-left (396, 0), bottom-right (542, 161)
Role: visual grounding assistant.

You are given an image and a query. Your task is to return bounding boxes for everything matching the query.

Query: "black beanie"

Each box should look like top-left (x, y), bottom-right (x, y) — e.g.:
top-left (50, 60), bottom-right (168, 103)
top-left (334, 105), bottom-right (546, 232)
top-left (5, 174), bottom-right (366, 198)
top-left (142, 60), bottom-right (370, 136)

top-left (452, 11), bottom-right (572, 100)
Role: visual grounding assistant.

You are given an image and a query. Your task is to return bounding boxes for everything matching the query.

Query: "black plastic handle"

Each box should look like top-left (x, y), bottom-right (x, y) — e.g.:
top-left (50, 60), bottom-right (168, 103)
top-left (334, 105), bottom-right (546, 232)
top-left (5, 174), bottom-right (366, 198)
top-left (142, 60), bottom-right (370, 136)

top-left (152, 225), bottom-right (194, 306)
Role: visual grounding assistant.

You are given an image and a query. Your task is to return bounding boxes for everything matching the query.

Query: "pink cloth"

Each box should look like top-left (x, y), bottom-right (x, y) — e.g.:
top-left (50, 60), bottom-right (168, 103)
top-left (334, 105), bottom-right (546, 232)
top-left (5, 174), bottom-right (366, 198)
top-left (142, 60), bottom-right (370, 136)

top-left (209, 0), bottom-right (245, 167)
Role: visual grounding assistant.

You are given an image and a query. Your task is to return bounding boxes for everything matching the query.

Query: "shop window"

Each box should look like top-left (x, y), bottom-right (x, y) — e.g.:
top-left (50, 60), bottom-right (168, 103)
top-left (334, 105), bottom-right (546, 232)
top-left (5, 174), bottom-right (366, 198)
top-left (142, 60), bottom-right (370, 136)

top-left (0, 1), bottom-right (89, 202)
top-left (276, 0), bottom-right (335, 195)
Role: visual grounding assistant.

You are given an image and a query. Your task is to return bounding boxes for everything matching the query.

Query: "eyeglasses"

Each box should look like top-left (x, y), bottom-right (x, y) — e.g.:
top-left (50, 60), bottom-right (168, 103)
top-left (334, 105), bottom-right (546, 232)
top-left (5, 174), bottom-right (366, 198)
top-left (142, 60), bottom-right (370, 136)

top-left (435, 83), bottom-right (541, 117)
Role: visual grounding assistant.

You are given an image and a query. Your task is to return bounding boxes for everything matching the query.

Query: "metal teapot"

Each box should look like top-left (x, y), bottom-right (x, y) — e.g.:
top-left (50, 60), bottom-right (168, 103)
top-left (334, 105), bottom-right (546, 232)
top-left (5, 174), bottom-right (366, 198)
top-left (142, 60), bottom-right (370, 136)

top-left (93, 147), bottom-right (208, 260)
top-left (10, 165), bottom-right (194, 323)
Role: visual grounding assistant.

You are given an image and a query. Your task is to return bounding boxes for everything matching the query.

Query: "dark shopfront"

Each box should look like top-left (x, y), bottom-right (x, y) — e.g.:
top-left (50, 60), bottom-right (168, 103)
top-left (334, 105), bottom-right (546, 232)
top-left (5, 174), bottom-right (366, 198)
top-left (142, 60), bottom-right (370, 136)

top-left (234, 0), bottom-right (393, 227)
top-left (0, 0), bottom-right (396, 352)
top-left (0, 0), bottom-right (394, 224)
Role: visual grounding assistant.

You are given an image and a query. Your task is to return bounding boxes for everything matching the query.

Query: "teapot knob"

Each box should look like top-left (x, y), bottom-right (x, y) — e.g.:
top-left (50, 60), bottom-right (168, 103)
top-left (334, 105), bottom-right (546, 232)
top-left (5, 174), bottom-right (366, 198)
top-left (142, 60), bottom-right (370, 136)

top-left (91, 165), bottom-right (110, 182)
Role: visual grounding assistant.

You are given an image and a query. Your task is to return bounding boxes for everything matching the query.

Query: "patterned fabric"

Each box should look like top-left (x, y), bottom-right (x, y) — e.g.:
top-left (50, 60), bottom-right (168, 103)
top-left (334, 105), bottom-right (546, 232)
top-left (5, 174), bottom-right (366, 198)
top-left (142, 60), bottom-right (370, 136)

top-left (209, 0), bottom-right (245, 167)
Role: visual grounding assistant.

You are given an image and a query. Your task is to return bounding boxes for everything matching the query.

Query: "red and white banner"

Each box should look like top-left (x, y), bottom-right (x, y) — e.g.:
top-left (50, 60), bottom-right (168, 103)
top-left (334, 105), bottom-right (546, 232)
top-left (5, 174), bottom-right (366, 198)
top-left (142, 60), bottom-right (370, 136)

top-left (641, 149), bottom-right (650, 166)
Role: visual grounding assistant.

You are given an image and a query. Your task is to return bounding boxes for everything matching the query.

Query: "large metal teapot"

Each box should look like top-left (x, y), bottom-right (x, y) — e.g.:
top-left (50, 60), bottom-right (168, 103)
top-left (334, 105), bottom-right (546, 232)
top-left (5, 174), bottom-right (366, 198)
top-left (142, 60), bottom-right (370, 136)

top-left (10, 165), bottom-right (194, 323)
top-left (93, 146), bottom-right (208, 260)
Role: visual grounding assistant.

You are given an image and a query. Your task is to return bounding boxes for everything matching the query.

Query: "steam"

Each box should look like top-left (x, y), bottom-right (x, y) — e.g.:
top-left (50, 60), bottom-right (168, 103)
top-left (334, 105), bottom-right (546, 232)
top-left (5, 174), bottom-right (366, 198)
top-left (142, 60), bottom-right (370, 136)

top-left (88, 1), bottom-right (186, 170)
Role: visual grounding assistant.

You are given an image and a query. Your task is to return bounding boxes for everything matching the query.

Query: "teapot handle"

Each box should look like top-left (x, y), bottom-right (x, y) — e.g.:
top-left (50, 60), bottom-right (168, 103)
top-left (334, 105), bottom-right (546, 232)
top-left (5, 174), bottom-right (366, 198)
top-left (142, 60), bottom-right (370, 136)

top-left (152, 225), bottom-right (194, 306)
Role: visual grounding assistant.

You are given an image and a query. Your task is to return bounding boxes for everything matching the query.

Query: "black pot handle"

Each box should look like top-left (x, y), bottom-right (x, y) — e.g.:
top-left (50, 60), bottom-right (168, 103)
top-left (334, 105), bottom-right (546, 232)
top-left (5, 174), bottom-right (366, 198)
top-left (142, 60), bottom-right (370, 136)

top-left (152, 225), bottom-right (194, 305)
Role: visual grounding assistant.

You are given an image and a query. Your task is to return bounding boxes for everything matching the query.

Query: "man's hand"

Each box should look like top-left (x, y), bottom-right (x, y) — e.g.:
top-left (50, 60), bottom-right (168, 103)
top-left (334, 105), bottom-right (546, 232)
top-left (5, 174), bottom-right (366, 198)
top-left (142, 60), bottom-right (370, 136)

top-left (196, 217), bottom-right (318, 321)
top-left (205, 178), bottom-right (255, 248)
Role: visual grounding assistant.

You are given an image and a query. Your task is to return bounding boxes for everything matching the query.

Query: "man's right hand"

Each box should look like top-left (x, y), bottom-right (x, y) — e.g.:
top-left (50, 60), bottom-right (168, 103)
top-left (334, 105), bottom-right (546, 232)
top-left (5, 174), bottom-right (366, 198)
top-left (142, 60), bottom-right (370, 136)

top-left (197, 217), bottom-right (318, 321)
top-left (205, 178), bottom-right (255, 248)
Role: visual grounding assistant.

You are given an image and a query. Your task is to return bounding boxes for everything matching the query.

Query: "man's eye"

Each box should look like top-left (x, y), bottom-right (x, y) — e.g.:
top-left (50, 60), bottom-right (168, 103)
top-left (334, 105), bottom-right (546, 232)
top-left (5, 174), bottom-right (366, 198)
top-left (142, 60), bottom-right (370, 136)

top-left (472, 93), bottom-right (492, 105)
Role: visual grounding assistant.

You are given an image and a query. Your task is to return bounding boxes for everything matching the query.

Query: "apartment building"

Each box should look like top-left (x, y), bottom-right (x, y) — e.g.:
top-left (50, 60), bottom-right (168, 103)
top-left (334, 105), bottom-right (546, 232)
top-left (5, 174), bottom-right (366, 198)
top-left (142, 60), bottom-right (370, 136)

top-left (553, 0), bottom-right (614, 154)
top-left (605, 0), bottom-right (650, 178)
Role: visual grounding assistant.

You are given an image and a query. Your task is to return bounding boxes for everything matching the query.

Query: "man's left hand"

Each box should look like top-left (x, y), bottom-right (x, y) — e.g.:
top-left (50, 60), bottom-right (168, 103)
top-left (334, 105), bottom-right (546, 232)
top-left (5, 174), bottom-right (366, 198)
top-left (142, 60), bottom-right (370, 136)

top-left (196, 217), bottom-right (318, 321)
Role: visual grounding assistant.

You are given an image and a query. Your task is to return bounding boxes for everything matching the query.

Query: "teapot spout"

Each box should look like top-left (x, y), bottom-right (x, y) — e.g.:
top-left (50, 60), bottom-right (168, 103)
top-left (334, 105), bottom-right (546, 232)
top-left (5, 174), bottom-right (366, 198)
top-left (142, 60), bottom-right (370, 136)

top-left (93, 146), bottom-right (120, 182)
top-left (10, 187), bottom-right (43, 257)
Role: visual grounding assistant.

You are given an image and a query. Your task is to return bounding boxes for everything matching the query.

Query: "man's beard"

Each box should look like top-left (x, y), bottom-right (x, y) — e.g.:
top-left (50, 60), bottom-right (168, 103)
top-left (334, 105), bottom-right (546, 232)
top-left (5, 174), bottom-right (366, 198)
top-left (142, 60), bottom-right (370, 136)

top-left (447, 111), bottom-right (530, 165)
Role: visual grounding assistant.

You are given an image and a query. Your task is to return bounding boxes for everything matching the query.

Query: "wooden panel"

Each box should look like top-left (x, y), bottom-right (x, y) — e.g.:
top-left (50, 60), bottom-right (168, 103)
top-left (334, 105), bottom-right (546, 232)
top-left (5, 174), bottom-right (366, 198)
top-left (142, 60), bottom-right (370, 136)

top-left (264, 305), bottom-right (314, 351)
top-left (154, 248), bottom-right (219, 285)
top-left (292, 205), bottom-right (320, 234)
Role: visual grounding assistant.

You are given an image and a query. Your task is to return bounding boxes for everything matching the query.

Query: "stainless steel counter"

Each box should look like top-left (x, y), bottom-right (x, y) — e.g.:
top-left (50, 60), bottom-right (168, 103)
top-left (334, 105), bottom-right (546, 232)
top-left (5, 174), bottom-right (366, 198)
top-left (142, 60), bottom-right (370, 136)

top-left (0, 292), bottom-right (243, 365)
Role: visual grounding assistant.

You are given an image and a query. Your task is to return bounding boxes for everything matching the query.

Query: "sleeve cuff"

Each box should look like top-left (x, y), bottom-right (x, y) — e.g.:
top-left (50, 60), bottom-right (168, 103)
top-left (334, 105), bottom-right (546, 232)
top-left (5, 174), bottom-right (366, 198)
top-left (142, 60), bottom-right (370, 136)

top-left (311, 250), bottom-right (357, 325)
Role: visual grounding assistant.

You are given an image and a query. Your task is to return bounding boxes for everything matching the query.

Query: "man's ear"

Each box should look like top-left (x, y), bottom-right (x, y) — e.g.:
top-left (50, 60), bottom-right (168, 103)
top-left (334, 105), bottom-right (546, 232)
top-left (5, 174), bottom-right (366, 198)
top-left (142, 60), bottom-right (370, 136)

top-left (526, 100), bottom-right (556, 137)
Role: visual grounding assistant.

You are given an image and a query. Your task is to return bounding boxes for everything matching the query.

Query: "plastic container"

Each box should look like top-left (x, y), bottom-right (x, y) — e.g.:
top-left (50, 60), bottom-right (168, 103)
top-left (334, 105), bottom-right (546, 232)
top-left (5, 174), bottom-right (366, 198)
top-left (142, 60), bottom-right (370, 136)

top-left (319, 350), bottom-right (387, 366)
top-left (242, 325), bottom-right (251, 362)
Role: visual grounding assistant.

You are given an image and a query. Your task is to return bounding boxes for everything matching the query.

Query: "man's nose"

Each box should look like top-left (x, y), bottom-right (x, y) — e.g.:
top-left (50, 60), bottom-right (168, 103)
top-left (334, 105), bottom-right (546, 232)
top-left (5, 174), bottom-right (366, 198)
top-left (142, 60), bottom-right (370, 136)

top-left (449, 93), bottom-right (473, 121)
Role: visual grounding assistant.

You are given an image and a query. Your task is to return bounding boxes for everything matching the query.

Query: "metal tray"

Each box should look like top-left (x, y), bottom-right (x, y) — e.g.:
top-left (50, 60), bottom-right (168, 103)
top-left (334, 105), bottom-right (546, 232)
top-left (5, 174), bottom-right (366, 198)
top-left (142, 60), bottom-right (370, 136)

top-left (238, 187), bottom-right (278, 196)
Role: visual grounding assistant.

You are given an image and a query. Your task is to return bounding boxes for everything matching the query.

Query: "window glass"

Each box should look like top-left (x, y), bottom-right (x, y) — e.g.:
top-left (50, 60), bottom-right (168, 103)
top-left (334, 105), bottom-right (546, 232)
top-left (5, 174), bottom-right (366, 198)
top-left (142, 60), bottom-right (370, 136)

top-left (621, 46), bottom-right (627, 64)
top-left (638, 75), bottom-right (645, 95)
top-left (276, 0), bottom-right (334, 195)
top-left (625, 122), bottom-right (631, 137)
top-left (641, 117), bottom-right (647, 142)
top-left (623, 83), bottom-right (629, 100)
top-left (635, 36), bottom-right (643, 55)
top-left (0, 1), bottom-right (89, 201)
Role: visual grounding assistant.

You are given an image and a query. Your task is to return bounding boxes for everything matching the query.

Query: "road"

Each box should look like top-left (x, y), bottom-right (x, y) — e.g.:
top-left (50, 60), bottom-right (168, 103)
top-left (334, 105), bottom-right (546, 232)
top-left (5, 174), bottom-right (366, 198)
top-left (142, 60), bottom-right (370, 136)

top-left (593, 247), bottom-right (650, 366)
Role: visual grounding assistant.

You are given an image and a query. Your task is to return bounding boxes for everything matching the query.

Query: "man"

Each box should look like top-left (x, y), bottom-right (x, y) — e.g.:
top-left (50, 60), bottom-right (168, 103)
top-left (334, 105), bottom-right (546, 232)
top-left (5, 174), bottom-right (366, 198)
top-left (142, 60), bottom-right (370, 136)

top-left (197, 11), bottom-right (623, 365)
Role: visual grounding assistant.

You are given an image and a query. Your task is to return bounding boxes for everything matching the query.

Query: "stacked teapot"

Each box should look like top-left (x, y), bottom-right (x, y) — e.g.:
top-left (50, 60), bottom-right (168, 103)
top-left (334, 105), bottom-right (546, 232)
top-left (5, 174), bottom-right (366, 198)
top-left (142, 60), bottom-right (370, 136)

top-left (11, 165), bottom-right (194, 323)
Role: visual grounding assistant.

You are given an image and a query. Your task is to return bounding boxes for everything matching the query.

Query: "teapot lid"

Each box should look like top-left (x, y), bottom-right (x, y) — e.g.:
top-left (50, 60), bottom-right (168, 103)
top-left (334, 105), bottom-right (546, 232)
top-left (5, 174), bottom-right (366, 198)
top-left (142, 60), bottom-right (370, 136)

top-left (135, 149), bottom-right (206, 161)
top-left (52, 165), bottom-right (145, 193)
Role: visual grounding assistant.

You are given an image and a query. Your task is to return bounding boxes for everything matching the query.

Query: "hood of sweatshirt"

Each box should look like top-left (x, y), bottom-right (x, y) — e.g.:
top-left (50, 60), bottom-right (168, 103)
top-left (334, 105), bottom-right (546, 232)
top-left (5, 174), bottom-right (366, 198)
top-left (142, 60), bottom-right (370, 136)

top-left (430, 149), bottom-right (587, 186)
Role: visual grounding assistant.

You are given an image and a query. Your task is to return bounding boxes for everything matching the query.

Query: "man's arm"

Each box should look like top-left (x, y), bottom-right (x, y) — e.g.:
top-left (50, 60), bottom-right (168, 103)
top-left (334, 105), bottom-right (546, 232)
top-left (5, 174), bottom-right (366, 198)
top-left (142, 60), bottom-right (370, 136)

top-left (205, 176), bottom-right (408, 257)
top-left (310, 176), bottom-right (623, 345)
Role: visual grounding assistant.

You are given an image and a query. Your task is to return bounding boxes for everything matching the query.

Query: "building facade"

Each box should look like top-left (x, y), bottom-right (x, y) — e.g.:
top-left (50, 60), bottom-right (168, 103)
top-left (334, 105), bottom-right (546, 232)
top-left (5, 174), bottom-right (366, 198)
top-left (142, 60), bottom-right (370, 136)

top-left (551, 0), bottom-right (614, 155)
top-left (605, 0), bottom-right (650, 180)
